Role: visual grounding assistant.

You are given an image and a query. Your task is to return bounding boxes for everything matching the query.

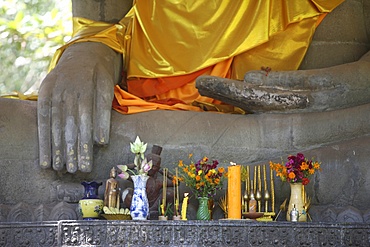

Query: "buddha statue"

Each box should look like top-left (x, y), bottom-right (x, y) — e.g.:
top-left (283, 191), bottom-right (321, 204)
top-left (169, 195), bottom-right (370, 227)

top-left (104, 167), bottom-right (121, 209)
top-left (36, 0), bottom-right (370, 174)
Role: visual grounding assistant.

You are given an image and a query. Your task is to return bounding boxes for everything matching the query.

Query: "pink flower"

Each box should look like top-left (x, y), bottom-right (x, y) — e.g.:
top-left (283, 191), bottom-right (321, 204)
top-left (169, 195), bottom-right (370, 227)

top-left (141, 159), bottom-right (153, 173)
top-left (118, 171), bottom-right (130, 180)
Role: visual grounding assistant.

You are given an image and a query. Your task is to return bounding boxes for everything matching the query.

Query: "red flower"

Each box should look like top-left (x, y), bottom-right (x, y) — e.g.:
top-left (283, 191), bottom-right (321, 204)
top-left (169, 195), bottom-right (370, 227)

top-left (302, 177), bottom-right (310, 185)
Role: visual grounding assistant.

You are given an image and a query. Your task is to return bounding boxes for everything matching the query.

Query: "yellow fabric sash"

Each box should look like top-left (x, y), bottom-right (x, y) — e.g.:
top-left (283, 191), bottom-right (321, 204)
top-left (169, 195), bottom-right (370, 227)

top-left (48, 0), bottom-right (344, 114)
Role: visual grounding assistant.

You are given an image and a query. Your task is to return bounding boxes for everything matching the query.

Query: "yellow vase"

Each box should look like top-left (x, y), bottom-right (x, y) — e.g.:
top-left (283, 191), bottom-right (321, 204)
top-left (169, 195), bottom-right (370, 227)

top-left (286, 183), bottom-right (307, 222)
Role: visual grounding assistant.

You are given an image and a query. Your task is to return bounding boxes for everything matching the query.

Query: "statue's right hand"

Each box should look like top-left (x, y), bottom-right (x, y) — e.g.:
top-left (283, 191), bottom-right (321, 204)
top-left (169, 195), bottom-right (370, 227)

top-left (197, 50), bottom-right (370, 113)
top-left (37, 42), bottom-right (122, 173)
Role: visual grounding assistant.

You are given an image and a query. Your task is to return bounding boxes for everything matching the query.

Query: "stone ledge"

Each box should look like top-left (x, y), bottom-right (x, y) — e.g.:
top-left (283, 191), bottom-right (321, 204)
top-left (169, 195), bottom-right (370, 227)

top-left (1, 220), bottom-right (369, 247)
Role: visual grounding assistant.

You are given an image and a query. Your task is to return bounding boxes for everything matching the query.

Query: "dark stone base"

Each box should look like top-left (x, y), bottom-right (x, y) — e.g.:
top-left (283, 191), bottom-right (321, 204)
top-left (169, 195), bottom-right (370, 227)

top-left (1, 220), bottom-right (369, 247)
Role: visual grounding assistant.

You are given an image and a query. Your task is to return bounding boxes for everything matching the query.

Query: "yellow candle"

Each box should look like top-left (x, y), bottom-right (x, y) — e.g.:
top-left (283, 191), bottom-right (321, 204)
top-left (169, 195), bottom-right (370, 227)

top-left (246, 166), bottom-right (250, 194)
top-left (175, 168), bottom-right (179, 214)
top-left (270, 166), bottom-right (275, 212)
top-left (227, 163), bottom-right (241, 219)
top-left (258, 165), bottom-right (261, 192)
top-left (181, 193), bottom-right (189, 220)
top-left (263, 165), bottom-right (267, 190)
top-left (254, 166), bottom-right (257, 194)
top-left (162, 168), bottom-right (167, 215)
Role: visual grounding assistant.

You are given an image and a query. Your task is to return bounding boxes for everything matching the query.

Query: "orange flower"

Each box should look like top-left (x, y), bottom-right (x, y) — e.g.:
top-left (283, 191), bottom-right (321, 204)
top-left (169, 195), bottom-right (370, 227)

top-left (178, 160), bottom-right (184, 167)
top-left (281, 167), bottom-right (287, 176)
top-left (300, 162), bottom-right (309, 170)
top-left (218, 167), bottom-right (225, 173)
top-left (314, 162), bottom-right (320, 170)
top-left (269, 161), bottom-right (274, 168)
top-left (309, 168), bottom-right (315, 175)
top-left (288, 172), bottom-right (296, 179)
top-left (196, 175), bottom-right (201, 181)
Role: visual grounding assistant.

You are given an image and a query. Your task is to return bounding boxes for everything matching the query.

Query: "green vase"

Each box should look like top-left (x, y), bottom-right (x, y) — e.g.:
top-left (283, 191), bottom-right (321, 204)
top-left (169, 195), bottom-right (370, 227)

top-left (196, 197), bottom-right (211, 220)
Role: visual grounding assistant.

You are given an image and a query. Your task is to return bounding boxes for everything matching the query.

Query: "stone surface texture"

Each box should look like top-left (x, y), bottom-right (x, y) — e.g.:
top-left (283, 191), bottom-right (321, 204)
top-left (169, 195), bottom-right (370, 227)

top-left (71, 0), bottom-right (132, 23)
top-left (0, 220), bottom-right (369, 247)
top-left (300, 0), bottom-right (370, 69)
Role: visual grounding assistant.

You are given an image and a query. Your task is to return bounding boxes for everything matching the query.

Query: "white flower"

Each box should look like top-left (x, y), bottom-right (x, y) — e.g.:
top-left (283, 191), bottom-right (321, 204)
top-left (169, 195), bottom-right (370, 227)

top-left (130, 136), bottom-right (147, 159)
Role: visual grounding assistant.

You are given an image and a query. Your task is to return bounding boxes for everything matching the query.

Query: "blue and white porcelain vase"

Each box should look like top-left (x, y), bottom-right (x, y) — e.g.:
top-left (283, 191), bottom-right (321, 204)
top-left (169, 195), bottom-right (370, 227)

top-left (130, 174), bottom-right (149, 220)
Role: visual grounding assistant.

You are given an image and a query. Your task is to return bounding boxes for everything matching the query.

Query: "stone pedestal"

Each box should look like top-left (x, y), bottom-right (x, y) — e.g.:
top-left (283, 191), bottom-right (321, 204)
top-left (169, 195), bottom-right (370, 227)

top-left (0, 220), bottom-right (369, 246)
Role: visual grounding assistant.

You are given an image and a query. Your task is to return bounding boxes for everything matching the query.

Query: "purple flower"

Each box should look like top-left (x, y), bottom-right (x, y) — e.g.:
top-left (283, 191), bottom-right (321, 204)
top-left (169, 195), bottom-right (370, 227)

top-left (211, 160), bottom-right (219, 169)
top-left (296, 153), bottom-right (305, 163)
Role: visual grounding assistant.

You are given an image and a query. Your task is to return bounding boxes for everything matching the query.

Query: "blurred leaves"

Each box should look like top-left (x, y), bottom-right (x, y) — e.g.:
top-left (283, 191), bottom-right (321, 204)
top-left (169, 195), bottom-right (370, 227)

top-left (0, 0), bottom-right (72, 95)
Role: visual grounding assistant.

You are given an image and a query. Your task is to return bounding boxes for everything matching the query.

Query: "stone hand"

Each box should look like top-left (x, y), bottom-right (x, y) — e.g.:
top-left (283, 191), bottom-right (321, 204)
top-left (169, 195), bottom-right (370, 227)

top-left (37, 42), bottom-right (122, 173)
top-left (196, 50), bottom-right (370, 113)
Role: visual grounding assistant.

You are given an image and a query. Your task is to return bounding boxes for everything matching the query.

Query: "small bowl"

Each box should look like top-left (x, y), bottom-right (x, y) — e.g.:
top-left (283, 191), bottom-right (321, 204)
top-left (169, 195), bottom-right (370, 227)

top-left (243, 212), bottom-right (264, 220)
top-left (101, 214), bottom-right (132, 220)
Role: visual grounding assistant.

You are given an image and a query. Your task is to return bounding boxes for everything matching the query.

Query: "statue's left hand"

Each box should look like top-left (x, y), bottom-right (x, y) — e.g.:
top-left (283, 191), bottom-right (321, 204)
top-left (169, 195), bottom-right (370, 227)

top-left (37, 42), bottom-right (122, 173)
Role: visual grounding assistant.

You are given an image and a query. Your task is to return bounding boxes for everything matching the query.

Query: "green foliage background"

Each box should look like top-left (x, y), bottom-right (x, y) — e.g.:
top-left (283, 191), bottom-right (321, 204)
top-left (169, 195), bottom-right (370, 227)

top-left (0, 0), bottom-right (72, 95)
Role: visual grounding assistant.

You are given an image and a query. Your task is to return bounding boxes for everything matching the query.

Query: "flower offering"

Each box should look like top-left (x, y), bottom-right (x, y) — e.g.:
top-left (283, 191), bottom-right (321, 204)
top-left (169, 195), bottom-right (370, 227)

top-left (270, 153), bottom-right (321, 185)
top-left (177, 154), bottom-right (226, 198)
top-left (117, 136), bottom-right (153, 178)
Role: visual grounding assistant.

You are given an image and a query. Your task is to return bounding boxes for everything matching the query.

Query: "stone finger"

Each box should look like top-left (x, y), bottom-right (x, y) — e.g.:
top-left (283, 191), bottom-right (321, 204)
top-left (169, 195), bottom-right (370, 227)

top-left (78, 95), bottom-right (94, 173)
top-left (94, 66), bottom-right (115, 145)
top-left (37, 74), bottom-right (56, 169)
top-left (51, 91), bottom-right (65, 171)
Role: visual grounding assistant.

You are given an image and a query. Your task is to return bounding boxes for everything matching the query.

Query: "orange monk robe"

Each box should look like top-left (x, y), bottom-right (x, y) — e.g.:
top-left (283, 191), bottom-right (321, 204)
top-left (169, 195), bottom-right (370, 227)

top-left (49, 0), bottom-right (344, 114)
